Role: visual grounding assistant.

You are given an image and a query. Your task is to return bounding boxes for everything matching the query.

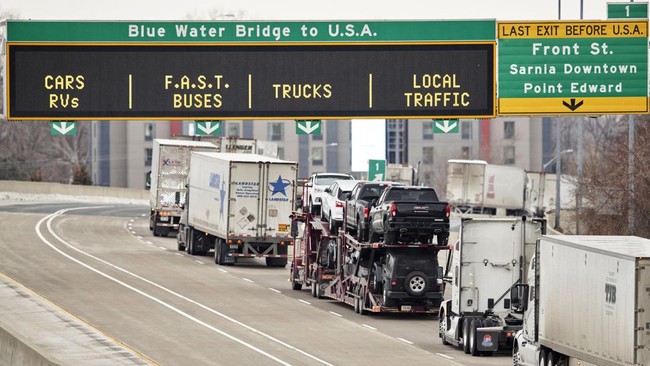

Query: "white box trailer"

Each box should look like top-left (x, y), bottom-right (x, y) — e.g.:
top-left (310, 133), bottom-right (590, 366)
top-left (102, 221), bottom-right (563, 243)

top-left (525, 172), bottom-right (577, 217)
top-left (439, 217), bottom-right (545, 356)
top-left (183, 152), bottom-right (298, 267)
top-left (149, 139), bottom-right (218, 237)
top-left (446, 159), bottom-right (486, 208)
top-left (385, 163), bottom-right (418, 185)
top-left (514, 236), bottom-right (650, 366)
top-left (446, 160), bottom-right (526, 215)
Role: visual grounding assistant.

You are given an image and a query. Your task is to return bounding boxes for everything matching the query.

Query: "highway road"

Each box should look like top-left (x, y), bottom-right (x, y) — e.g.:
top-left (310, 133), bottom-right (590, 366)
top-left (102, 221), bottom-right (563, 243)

top-left (0, 202), bottom-right (512, 366)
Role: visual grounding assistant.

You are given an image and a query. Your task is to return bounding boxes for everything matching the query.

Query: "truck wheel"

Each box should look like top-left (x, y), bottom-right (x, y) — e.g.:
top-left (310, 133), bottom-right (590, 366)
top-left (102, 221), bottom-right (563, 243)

top-left (512, 343), bottom-right (522, 366)
top-left (177, 236), bottom-right (186, 251)
top-left (371, 263), bottom-right (383, 294)
top-left (439, 310), bottom-right (449, 345)
top-left (437, 233), bottom-right (449, 246)
top-left (149, 214), bottom-right (154, 231)
top-left (310, 281), bottom-right (317, 297)
top-left (539, 349), bottom-right (548, 366)
top-left (355, 219), bottom-right (366, 242)
top-left (368, 226), bottom-right (380, 243)
top-left (404, 271), bottom-right (429, 296)
top-left (382, 286), bottom-right (395, 307)
top-left (152, 215), bottom-right (161, 236)
top-left (353, 286), bottom-right (360, 313)
top-left (266, 257), bottom-right (287, 267)
top-left (384, 230), bottom-right (397, 245)
top-left (462, 320), bottom-right (471, 354)
top-left (469, 318), bottom-right (481, 356)
top-left (315, 281), bottom-right (323, 299)
top-left (329, 213), bottom-right (339, 234)
top-left (291, 280), bottom-right (302, 291)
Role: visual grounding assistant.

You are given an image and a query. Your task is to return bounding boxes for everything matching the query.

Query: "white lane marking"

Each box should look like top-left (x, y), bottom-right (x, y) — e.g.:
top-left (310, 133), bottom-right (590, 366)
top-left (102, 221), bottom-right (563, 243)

top-left (298, 299), bottom-right (311, 305)
top-left (436, 353), bottom-right (454, 360)
top-left (242, 278), bottom-right (254, 283)
top-left (175, 253), bottom-right (184, 257)
top-left (145, 241), bottom-right (153, 245)
top-left (328, 311), bottom-right (342, 318)
top-left (218, 269), bottom-right (229, 273)
top-left (397, 338), bottom-right (413, 345)
top-left (129, 219), bottom-right (135, 223)
top-left (158, 247), bottom-right (167, 251)
top-left (268, 288), bottom-right (281, 294)
top-left (137, 236), bottom-right (142, 240)
top-left (37, 208), bottom-right (333, 366)
top-left (362, 324), bottom-right (377, 330)
top-left (194, 260), bottom-right (204, 265)
top-left (131, 231), bottom-right (137, 234)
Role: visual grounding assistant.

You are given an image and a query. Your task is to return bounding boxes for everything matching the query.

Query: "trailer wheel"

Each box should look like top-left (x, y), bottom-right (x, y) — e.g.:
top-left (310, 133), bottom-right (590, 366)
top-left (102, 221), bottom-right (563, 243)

top-left (404, 271), bottom-right (429, 296)
top-left (152, 215), bottom-right (160, 236)
top-left (462, 320), bottom-right (471, 354)
top-left (439, 310), bottom-right (449, 345)
top-left (215, 239), bottom-right (229, 265)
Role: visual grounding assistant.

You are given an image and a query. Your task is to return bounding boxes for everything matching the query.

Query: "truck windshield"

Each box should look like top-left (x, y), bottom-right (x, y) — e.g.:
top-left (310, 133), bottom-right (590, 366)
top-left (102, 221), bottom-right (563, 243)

top-left (388, 248), bottom-right (438, 273)
top-left (315, 175), bottom-right (352, 186)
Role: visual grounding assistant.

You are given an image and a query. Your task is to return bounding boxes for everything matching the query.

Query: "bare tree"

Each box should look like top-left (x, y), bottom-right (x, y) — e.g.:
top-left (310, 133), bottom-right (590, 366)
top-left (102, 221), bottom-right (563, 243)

top-left (579, 116), bottom-right (650, 238)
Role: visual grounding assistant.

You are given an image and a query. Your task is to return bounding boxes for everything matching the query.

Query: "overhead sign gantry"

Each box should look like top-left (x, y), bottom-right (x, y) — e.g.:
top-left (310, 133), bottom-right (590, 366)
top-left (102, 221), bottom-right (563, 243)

top-left (5, 20), bottom-right (496, 120)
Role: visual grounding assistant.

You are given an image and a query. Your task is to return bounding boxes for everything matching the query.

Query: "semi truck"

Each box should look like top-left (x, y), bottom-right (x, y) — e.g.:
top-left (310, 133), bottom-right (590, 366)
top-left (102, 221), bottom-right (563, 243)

top-left (178, 152), bottom-right (298, 267)
top-left (438, 217), bottom-right (546, 356)
top-left (290, 204), bottom-right (449, 314)
top-left (446, 159), bottom-right (527, 216)
top-left (512, 235), bottom-right (650, 366)
top-left (148, 139), bottom-right (218, 237)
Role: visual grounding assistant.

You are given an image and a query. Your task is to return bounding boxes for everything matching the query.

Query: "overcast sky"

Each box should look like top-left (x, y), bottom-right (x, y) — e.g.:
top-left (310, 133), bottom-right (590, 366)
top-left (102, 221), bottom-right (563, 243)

top-left (0, 0), bottom-right (622, 171)
top-left (0, 0), bottom-right (615, 21)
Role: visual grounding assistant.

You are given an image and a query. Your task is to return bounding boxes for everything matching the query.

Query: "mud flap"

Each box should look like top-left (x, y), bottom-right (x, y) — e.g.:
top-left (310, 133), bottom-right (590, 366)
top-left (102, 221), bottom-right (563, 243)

top-left (476, 329), bottom-right (499, 352)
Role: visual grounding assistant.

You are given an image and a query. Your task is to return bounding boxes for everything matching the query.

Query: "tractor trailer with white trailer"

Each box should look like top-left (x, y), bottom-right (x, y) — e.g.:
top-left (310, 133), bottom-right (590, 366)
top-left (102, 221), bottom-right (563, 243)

top-left (148, 139), bottom-right (218, 237)
top-left (179, 152), bottom-right (298, 267)
top-left (446, 160), bottom-right (527, 216)
top-left (439, 217), bottom-right (545, 356)
top-left (513, 235), bottom-right (650, 366)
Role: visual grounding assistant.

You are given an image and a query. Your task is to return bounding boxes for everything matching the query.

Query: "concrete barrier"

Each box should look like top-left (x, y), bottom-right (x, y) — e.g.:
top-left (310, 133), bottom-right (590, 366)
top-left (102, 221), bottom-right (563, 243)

top-left (0, 324), bottom-right (61, 366)
top-left (0, 180), bottom-right (148, 201)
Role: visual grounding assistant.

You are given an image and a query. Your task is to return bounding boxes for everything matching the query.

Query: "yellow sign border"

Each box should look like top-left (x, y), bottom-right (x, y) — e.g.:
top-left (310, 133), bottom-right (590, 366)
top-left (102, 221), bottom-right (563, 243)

top-left (498, 20), bottom-right (648, 39)
top-left (498, 96), bottom-right (648, 115)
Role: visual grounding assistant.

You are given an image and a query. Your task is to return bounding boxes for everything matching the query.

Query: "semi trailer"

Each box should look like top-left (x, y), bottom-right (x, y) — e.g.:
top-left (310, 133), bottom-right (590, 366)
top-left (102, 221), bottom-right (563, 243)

top-left (513, 235), bottom-right (650, 366)
top-left (148, 139), bottom-right (218, 237)
top-left (178, 152), bottom-right (298, 267)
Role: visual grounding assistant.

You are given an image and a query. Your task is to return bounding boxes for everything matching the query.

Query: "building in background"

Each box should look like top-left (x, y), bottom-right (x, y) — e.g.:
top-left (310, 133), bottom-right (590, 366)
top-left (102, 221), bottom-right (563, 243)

top-left (89, 119), bottom-right (352, 189)
top-left (387, 117), bottom-right (545, 194)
